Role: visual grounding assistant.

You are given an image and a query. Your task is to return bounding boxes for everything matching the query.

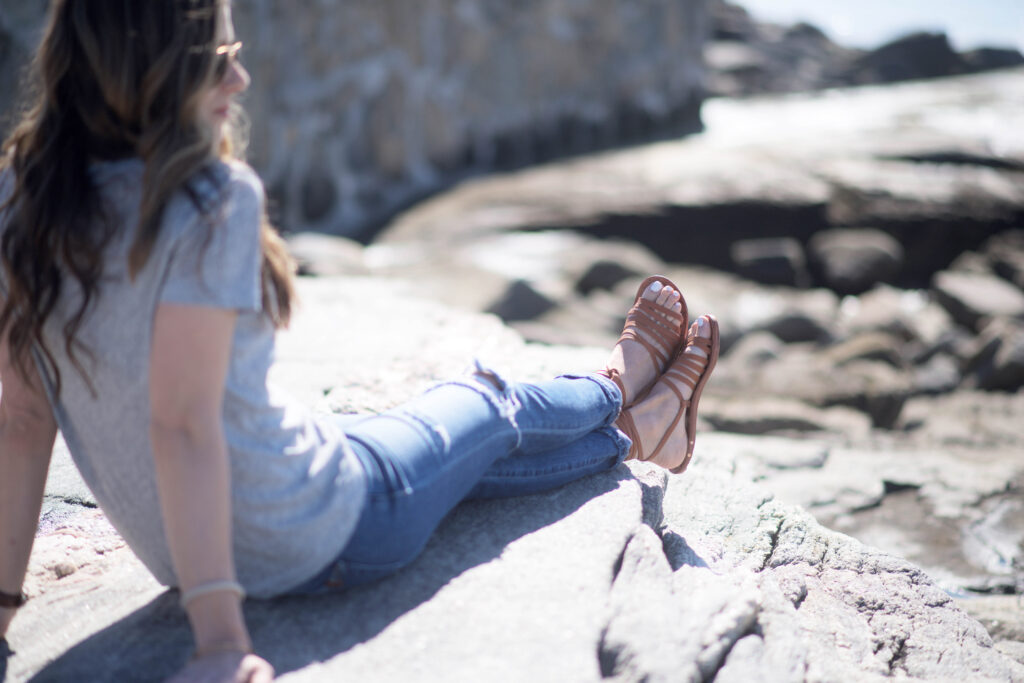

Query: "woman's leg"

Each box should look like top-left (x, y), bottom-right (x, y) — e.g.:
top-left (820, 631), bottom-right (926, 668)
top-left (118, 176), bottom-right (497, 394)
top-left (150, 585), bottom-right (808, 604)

top-left (467, 424), bottom-right (630, 500)
top-left (289, 278), bottom-right (687, 593)
top-left (319, 366), bottom-right (623, 588)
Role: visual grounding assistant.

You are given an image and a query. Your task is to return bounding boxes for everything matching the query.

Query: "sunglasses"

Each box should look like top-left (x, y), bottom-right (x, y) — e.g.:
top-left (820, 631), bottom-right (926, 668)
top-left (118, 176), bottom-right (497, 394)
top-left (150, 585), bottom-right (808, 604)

top-left (213, 41), bottom-right (243, 82)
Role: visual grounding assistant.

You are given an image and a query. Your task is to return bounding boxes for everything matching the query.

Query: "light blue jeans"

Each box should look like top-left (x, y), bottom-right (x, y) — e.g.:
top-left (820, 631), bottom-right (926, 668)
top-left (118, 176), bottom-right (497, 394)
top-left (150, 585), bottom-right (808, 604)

top-left (289, 363), bottom-right (628, 592)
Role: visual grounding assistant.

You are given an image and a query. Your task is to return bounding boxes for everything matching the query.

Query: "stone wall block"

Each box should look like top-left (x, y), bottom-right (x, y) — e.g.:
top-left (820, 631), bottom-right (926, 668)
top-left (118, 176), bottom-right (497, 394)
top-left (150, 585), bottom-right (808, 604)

top-left (231, 0), bottom-right (710, 235)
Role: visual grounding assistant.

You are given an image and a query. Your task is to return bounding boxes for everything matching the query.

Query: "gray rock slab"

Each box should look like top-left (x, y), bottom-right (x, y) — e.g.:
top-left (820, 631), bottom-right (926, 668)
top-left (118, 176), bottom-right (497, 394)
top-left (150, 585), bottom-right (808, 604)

top-left (957, 596), bottom-right (1024, 644)
top-left (808, 228), bottom-right (905, 295)
top-left (932, 270), bottom-right (1024, 331)
top-left (8, 277), bottom-right (1022, 682)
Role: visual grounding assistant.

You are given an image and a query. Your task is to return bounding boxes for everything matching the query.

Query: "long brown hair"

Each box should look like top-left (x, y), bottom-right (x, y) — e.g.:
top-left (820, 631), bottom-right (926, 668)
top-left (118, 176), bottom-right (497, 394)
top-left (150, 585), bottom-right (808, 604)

top-left (0, 0), bottom-right (295, 395)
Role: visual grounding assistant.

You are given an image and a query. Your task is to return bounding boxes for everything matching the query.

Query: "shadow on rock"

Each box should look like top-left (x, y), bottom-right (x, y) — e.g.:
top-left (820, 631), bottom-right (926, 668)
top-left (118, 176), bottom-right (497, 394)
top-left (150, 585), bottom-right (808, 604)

top-left (29, 469), bottom-right (631, 682)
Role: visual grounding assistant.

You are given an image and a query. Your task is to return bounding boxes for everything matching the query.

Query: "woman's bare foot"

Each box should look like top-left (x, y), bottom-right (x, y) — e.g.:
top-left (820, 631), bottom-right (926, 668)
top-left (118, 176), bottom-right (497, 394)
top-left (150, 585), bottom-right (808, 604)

top-left (604, 280), bottom-right (684, 406)
top-left (620, 316), bottom-right (714, 471)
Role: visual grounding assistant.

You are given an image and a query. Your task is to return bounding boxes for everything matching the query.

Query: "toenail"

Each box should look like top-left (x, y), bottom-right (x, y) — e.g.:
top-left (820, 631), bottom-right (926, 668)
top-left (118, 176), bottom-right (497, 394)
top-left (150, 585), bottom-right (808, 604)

top-left (650, 282), bottom-right (663, 292)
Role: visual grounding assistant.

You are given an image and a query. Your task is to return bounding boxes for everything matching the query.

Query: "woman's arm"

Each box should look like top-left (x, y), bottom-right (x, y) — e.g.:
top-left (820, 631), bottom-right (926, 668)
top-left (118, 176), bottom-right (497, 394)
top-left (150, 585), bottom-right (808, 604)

top-left (149, 303), bottom-right (251, 655)
top-left (0, 317), bottom-right (58, 639)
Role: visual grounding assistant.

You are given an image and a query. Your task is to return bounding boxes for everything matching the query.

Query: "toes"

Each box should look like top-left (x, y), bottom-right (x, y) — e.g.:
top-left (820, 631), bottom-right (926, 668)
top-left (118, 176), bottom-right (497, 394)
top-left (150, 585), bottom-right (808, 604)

top-left (640, 280), bottom-right (684, 319)
top-left (641, 281), bottom-right (664, 302)
top-left (684, 318), bottom-right (711, 358)
top-left (696, 316), bottom-right (712, 338)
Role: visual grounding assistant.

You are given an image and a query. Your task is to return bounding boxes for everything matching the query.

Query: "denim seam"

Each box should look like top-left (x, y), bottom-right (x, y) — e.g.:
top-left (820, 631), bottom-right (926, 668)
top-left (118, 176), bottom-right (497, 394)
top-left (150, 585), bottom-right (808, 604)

top-left (355, 427), bottom-right (517, 499)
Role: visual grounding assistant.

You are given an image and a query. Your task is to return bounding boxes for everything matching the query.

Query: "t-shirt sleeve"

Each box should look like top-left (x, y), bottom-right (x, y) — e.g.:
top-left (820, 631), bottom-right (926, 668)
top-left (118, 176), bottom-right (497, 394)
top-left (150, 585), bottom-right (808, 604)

top-left (160, 167), bottom-right (263, 312)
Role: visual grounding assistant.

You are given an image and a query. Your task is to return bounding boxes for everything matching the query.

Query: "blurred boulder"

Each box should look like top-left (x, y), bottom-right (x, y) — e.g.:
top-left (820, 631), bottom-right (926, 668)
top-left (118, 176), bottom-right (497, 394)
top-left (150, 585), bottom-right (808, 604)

top-left (912, 353), bottom-right (962, 395)
top-left (575, 261), bottom-right (639, 296)
top-left (722, 330), bottom-right (783, 367)
top-left (822, 159), bottom-right (1024, 286)
top-left (844, 32), bottom-right (967, 85)
top-left (701, 396), bottom-right (870, 436)
top-left (723, 288), bottom-right (839, 344)
top-left (758, 310), bottom-right (833, 344)
top-left (704, 4), bottom-right (1023, 97)
top-left (983, 230), bottom-right (1024, 290)
top-left (948, 250), bottom-right (996, 275)
top-left (770, 355), bottom-right (912, 428)
top-left (822, 331), bottom-right (905, 369)
top-left (836, 285), bottom-right (955, 352)
top-left (931, 270), bottom-right (1024, 331)
top-left (571, 240), bottom-right (666, 296)
top-left (808, 228), bottom-right (904, 294)
top-left (966, 318), bottom-right (1024, 392)
top-left (709, 0), bottom-right (759, 42)
top-left (486, 280), bottom-right (558, 323)
top-left (704, 2), bottom-right (856, 95)
top-left (810, 359), bottom-right (912, 429)
top-left (962, 48), bottom-right (1024, 73)
top-left (730, 237), bottom-right (809, 287)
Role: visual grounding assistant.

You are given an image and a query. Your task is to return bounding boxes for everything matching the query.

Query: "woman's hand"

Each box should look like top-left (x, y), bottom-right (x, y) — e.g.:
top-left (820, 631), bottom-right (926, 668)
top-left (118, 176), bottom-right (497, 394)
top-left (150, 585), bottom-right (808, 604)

top-left (166, 651), bottom-right (274, 683)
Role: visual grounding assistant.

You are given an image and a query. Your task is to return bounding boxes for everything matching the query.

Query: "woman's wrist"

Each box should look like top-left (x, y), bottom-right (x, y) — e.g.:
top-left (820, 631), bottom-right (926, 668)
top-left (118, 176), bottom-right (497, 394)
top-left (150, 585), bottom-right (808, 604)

top-left (1, 605), bottom-right (17, 639)
top-left (185, 590), bottom-right (251, 654)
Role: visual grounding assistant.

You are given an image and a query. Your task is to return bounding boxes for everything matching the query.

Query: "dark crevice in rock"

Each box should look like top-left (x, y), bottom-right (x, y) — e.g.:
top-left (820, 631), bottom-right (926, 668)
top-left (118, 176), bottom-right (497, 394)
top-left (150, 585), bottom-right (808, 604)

top-left (596, 627), bottom-right (622, 679)
top-left (882, 480), bottom-right (922, 495)
top-left (42, 494), bottom-right (98, 509)
top-left (887, 635), bottom-right (909, 675)
top-left (877, 152), bottom-right (1024, 173)
top-left (638, 478), bottom-right (667, 531)
top-left (516, 187), bottom-right (1023, 294)
top-left (791, 583), bottom-right (809, 610)
top-left (610, 540), bottom-right (628, 585)
top-left (701, 614), bottom-right (764, 683)
top-left (659, 529), bottom-right (710, 571)
top-left (759, 516), bottom-right (785, 571)
top-left (521, 201), bottom-right (829, 273)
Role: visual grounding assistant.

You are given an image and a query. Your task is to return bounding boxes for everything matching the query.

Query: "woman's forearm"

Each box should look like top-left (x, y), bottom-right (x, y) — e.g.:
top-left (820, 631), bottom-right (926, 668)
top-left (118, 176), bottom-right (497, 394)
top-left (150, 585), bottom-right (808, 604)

top-left (150, 420), bottom-right (250, 651)
top-left (0, 419), bottom-right (56, 638)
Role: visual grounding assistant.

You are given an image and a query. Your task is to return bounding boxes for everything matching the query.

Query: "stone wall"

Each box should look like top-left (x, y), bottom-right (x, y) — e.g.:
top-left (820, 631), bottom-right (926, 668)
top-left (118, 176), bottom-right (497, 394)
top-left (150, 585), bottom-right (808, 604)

top-left (0, 1), bottom-right (710, 237)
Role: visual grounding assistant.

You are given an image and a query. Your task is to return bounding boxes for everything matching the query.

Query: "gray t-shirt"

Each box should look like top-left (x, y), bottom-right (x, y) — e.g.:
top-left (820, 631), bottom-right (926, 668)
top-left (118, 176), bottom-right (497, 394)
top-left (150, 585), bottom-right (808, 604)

top-left (0, 159), bottom-right (365, 597)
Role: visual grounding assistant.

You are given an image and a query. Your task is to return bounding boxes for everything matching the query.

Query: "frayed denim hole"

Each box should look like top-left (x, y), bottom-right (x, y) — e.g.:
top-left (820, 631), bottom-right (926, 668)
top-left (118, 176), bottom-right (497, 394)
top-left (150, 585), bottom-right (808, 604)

top-left (461, 361), bottom-right (524, 449)
top-left (471, 358), bottom-right (510, 393)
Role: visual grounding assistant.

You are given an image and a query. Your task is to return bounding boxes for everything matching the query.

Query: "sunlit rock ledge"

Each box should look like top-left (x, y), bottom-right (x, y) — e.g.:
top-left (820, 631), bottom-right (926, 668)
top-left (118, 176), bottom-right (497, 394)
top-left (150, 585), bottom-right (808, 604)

top-left (9, 278), bottom-right (1022, 682)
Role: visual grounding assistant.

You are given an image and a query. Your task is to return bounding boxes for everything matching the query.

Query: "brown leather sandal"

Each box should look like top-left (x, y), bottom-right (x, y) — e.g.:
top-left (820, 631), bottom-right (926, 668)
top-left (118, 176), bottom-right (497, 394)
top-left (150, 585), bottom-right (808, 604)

top-left (600, 275), bottom-right (687, 408)
top-left (616, 314), bottom-right (720, 474)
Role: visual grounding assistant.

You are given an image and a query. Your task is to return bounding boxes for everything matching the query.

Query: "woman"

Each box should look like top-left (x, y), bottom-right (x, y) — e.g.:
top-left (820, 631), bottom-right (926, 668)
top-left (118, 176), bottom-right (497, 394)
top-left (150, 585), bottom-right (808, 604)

top-left (0, 1), bottom-right (719, 681)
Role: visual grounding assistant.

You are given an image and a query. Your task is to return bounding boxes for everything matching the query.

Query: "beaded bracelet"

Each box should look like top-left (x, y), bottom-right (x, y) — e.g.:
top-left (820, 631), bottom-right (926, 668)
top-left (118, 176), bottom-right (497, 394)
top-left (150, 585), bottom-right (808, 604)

top-left (179, 580), bottom-right (245, 610)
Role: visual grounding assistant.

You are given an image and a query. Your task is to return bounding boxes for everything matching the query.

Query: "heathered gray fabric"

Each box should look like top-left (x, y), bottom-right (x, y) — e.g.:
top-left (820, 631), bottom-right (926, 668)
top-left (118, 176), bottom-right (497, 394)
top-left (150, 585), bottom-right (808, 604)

top-left (0, 159), bottom-right (365, 598)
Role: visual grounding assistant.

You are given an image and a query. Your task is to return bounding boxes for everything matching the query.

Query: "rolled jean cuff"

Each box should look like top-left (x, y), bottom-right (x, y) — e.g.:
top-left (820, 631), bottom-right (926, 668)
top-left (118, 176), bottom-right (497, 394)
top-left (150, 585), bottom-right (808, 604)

top-left (557, 372), bottom-right (623, 420)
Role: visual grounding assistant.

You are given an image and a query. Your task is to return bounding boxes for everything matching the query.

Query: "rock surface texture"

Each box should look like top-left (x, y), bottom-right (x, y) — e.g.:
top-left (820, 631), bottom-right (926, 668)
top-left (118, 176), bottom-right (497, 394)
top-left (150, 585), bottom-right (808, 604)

top-left (6, 279), bottom-right (1023, 682)
top-left (288, 67), bottom-right (1024, 667)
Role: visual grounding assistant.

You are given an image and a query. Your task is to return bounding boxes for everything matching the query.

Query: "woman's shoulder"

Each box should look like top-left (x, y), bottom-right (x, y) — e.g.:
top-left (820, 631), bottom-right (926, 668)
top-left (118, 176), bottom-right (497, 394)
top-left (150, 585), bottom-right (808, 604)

top-left (164, 159), bottom-right (265, 233)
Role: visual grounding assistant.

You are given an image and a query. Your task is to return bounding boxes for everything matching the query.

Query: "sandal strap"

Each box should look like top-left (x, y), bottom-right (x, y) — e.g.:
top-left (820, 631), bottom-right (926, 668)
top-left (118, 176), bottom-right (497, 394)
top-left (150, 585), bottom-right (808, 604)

top-left (601, 276), bottom-right (687, 408)
top-left (663, 353), bottom-right (708, 390)
top-left (619, 298), bottom-right (684, 369)
top-left (639, 317), bottom-right (718, 469)
top-left (615, 407), bottom-right (644, 462)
